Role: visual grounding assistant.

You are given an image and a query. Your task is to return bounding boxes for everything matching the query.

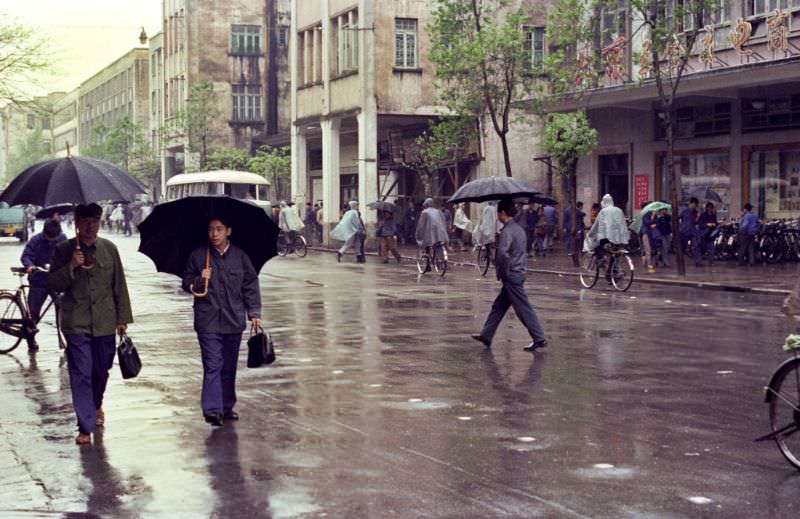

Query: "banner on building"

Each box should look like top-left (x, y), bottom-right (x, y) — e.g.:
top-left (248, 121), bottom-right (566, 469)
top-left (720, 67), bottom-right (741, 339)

top-left (634, 175), bottom-right (649, 210)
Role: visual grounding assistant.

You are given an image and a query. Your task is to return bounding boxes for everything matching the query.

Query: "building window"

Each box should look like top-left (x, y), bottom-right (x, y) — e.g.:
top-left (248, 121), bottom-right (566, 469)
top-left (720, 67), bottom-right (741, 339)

top-left (278, 26), bottom-right (287, 46)
top-left (660, 152), bottom-right (731, 219)
top-left (525, 27), bottom-right (546, 70)
top-left (749, 0), bottom-right (791, 17)
top-left (395, 18), bottom-right (418, 69)
top-left (655, 103), bottom-right (731, 140)
top-left (42, 140), bottom-right (51, 153)
top-left (750, 148), bottom-right (800, 219)
top-left (231, 25), bottom-right (261, 55)
top-left (601, 0), bottom-right (627, 46)
top-left (42, 117), bottom-right (51, 130)
top-left (232, 84), bottom-right (262, 122)
top-left (27, 114), bottom-right (35, 129)
top-left (333, 10), bottom-right (358, 75)
top-left (742, 95), bottom-right (800, 133)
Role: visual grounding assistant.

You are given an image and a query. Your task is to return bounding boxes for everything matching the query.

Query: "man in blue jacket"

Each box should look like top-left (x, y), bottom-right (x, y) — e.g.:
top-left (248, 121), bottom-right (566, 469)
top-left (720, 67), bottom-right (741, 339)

top-left (472, 199), bottom-right (547, 352)
top-left (679, 197), bottom-right (702, 267)
top-left (20, 219), bottom-right (67, 350)
top-left (183, 217), bottom-right (262, 426)
top-left (738, 203), bottom-right (759, 266)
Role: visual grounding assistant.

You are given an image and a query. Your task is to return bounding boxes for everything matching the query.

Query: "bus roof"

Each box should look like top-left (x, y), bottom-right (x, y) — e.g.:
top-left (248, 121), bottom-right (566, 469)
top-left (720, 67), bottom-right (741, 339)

top-left (166, 170), bottom-right (270, 186)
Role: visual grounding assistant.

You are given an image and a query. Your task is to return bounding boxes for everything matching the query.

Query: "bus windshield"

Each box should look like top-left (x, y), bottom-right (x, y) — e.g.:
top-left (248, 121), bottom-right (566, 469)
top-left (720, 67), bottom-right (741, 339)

top-left (223, 183), bottom-right (257, 200)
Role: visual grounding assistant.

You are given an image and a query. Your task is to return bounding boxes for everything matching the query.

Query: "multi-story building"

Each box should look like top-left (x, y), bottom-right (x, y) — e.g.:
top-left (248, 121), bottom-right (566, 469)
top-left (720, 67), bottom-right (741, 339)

top-left (160, 0), bottom-right (291, 181)
top-left (556, 1), bottom-right (800, 221)
top-left (0, 92), bottom-right (64, 181)
top-left (289, 0), bottom-right (551, 243)
top-left (78, 48), bottom-right (150, 151)
top-left (149, 32), bottom-right (166, 194)
top-left (52, 88), bottom-right (81, 157)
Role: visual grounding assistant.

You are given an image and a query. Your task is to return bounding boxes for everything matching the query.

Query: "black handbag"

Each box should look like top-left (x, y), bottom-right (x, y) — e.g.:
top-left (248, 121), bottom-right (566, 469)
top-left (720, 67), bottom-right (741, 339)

top-left (117, 332), bottom-right (141, 379)
top-left (247, 327), bottom-right (275, 368)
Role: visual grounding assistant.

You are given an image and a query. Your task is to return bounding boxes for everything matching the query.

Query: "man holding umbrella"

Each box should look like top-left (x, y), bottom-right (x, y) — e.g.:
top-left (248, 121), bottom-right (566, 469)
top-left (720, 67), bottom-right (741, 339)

top-left (48, 203), bottom-right (133, 445)
top-left (182, 217), bottom-right (262, 426)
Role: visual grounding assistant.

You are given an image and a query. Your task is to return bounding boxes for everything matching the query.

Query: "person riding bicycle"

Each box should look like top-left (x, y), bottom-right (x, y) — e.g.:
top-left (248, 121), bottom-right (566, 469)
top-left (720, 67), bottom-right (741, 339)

top-left (584, 194), bottom-right (629, 281)
top-left (20, 219), bottom-right (67, 351)
top-left (415, 198), bottom-right (449, 271)
top-left (278, 201), bottom-right (304, 253)
top-left (472, 201), bottom-right (501, 249)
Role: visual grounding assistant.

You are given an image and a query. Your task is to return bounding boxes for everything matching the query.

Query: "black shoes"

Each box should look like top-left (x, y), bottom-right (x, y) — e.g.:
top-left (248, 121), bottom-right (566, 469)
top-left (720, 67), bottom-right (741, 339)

top-left (223, 411), bottom-right (239, 421)
top-left (204, 413), bottom-right (224, 427)
top-left (28, 341), bottom-right (39, 352)
top-left (471, 334), bottom-right (491, 348)
top-left (523, 340), bottom-right (548, 352)
top-left (337, 252), bottom-right (342, 262)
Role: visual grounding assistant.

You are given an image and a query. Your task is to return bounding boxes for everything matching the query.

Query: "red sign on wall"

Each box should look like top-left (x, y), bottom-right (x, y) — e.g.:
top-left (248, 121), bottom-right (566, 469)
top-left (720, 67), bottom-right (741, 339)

top-left (634, 175), bottom-right (650, 210)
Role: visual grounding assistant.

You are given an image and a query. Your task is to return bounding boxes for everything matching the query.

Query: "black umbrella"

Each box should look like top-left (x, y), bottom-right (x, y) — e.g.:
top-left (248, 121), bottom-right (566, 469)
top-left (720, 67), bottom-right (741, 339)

top-left (448, 176), bottom-right (539, 204)
top-left (688, 186), bottom-right (723, 203)
top-left (0, 156), bottom-right (146, 207)
top-left (35, 203), bottom-right (75, 220)
top-left (138, 195), bottom-right (280, 277)
top-left (366, 201), bottom-right (395, 212)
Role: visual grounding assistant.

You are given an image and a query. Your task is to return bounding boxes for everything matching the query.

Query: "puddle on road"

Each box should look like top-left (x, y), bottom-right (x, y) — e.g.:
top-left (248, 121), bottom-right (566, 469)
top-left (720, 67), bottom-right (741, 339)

top-left (574, 464), bottom-right (638, 479)
top-left (382, 399), bottom-right (450, 410)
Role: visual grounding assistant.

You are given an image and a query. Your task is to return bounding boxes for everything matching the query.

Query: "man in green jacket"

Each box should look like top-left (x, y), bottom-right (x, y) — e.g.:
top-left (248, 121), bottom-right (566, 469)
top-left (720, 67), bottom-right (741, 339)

top-left (48, 203), bottom-right (133, 445)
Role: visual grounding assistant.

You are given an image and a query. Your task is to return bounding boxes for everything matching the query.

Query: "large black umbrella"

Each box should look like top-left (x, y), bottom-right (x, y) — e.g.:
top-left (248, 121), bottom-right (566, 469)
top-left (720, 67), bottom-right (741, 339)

top-left (0, 156), bottom-right (146, 207)
top-left (138, 196), bottom-right (280, 277)
top-left (448, 176), bottom-right (539, 204)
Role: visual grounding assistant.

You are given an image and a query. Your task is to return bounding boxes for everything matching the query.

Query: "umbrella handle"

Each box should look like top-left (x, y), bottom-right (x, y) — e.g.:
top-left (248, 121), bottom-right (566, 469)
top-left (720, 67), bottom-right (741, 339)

top-left (191, 244), bottom-right (210, 298)
top-left (75, 231), bottom-right (94, 270)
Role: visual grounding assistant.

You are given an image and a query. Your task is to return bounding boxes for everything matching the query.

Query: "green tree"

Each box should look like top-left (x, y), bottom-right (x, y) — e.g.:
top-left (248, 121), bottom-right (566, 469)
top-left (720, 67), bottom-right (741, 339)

top-left (206, 148), bottom-right (251, 171)
top-left (546, 0), bottom-right (723, 275)
top-left (428, 0), bottom-right (535, 177)
top-left (249, 146), bottom-right (290, 202)
top-left (542, 110), bottom-right (598, 265)
top-left (6, 129), bottom-right (51, 180)
top-left (411, 117), bottom-right (477, 197)
top-left (161, 81), bottom-right (222, 171)
top-left (83, 117), bottom-right (159, 187)
top-left (0, 18), bottom-right (50, 104)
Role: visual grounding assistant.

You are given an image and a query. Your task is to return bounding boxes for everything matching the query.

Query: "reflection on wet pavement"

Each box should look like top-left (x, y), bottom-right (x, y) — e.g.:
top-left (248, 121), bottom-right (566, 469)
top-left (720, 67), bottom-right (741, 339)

top-left (0, 234), bottom-right (799, 518)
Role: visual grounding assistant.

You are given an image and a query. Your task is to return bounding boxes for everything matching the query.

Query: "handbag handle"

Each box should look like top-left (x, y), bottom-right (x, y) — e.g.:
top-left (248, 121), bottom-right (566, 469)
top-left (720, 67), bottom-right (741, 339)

top-left (249, 323), bottom-right (264, 337)
top-left (191, 244), bottom-right (210, 298)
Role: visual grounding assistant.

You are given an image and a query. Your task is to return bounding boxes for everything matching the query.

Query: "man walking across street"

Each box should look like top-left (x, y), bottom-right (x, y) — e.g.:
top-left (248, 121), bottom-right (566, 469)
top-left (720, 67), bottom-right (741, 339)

top-left (183, 217), bottom-right (262, 427)
top-left (738, 203), bottom-right (759, 266)
top-left (48, 203), bottom-right (133, 445)
top-left (21, 219), bottom-right (67, 350)
top-left (472, 199), bottom-right (547, 352)
top-left (679, 197), bottom-right (702, 267)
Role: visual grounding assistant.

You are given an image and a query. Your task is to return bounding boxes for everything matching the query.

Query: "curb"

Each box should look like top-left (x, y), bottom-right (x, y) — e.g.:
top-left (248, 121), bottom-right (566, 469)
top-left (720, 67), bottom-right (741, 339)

top-left (307, 246), bottom-right (790, 295)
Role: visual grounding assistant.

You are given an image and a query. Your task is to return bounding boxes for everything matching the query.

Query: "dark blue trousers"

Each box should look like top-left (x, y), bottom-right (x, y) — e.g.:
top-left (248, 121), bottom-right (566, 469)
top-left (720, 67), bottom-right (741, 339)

top-left (198, 333), bottom-right (242, 416)
top-left (480, 278), bottom-right (546, 344)
top-left (681, 230), bottom-right (702, 265)
top-left (66, 334), bottom-right (116, 434)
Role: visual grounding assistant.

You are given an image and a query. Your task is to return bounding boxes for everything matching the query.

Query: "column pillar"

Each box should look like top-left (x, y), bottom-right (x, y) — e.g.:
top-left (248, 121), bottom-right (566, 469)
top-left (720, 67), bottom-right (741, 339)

top-left (290, 125), bottom-right (308, 209)
top-left (321, 118), bottom-right (341, 245)
top-left (358, 110), bottom-right (378, 245)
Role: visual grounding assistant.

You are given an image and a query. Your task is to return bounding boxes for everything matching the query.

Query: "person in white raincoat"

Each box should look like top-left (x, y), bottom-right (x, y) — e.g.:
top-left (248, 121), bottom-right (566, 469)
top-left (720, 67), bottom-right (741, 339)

top-left (583, 194), bottom-right (629, 253)
top-left (331, 201), bottom-right (365, 263)
top-left (472, 202), bottom-right (501, 247)
top-left (453, 203), bottom-right (473, 251)
top-left (279, 201), bottom-right (304, 253)
top-left (415, 198), bottom-right (449, 250)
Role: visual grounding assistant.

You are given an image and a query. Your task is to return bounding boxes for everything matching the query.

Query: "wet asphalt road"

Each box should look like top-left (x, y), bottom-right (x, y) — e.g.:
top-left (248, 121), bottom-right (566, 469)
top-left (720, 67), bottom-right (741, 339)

top-left (0, 231), bottom-right (799, 518)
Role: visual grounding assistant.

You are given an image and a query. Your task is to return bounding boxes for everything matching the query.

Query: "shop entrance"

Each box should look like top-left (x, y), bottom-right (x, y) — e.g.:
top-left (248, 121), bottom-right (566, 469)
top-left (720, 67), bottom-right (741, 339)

top-left (599, 153), bottom-right (630, 212)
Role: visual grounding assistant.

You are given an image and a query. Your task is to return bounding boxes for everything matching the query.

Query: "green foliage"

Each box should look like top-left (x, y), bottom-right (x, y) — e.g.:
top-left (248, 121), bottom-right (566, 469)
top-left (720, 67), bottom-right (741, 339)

top-left (206, 148), bottom-right (250, 171)
top-left (160, 81), bottom-right (222, 170)
top-left (412, 117), bottom-right (477, 196)
top-left (83, 117), bottom-right (158, 186)
top-left (249, 146), bottom-right (290, 201)
top-left (542, 110), bottom-right (597, 176)
top-left (428, 0), bottom-right (534, 176)
top-left (6, 129), bottom-right (51, 180)
top-left (0, 18), bottom-right (51, 104)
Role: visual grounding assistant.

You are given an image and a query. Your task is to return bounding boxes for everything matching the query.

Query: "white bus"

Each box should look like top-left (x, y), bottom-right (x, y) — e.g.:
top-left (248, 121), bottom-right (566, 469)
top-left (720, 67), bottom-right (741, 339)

top-left (165, 170), bottom-right (271, 207)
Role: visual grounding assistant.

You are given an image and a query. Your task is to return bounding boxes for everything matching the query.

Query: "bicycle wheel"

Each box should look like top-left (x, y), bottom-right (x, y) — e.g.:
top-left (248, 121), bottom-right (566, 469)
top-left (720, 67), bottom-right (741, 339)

top-left (768, 358), bottom-right (800, 470)
top-left (579, 253), bottom-right (599, 289)
top-left (0, 293), bottom-right (25, 354)
top-left (478, 246), bottom-right (491, 277)
top-left (294, 235), bottom-right (308, 258)
top-left (416, 249), bottom-right (429, 274)
top-left (277, 234), bottom-right (289, 257)
top-left (433, 245), bottom-right (448, 277)
top-left (611, 254), bottom-right (635, 292)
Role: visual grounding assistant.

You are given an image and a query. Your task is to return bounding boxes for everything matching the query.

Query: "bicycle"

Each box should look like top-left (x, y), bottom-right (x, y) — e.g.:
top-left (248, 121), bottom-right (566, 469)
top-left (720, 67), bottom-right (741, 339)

top-left (579, 243), bottom-right (635, 292)
top-left (0, 267), bottom-right (66, 354)
top-left (277, 231), bottom-right (308, 258)
top-left (417, 242), bottom-right (448, 277)
top-left (475, 242), bottom-right (495, 277)
top-left (757, 336), bottom-right (800, 470)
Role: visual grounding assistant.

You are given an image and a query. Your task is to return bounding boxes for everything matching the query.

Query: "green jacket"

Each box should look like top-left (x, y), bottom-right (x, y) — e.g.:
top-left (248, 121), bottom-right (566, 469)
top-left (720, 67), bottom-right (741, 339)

top-left (48, 237), bottom-right (133, 336)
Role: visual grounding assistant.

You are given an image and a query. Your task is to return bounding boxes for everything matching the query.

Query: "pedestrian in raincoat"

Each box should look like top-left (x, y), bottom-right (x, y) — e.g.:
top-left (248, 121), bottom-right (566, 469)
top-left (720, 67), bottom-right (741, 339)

top-left (415, 198), bottom-right (450, 256)
top-left (453, 203), bottom-right (473, 251)
top-left (332, 201), bottom-right (365, 263)
top-left (583, 194), bottom-right (629, 253)
top-left (472, 199), bottom-right (547, 352)
top-left (377, 209), bottom-right (401, 263)
top-left (279, 201), bottom-right (304, 251)
top-left (183, 217), bottom-right (261, 427)
top-left (110, 204), bottom-right (124, 233)
top-left (48, 203), bottom-right (133, 445)
top-left (472, 202), bottom-right (501, 248)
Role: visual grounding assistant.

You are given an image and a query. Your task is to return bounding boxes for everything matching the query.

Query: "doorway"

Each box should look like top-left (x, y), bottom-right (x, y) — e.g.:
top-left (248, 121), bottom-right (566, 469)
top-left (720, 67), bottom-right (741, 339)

top-left (599, 153), bottom-right (629, 212)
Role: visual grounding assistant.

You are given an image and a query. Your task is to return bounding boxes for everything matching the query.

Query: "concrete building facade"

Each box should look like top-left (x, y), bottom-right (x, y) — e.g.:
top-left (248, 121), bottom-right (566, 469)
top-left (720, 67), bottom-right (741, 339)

top-left (52, 88), bottom-right (80, 157)
top-left (149, 32), bottom-right (166, 194)
top-left (0, 92), bottom-right (65, 181)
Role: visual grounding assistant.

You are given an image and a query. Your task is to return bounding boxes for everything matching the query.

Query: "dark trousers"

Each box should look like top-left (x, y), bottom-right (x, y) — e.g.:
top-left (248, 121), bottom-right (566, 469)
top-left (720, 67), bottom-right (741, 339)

top-left (66, 334), bottom-right (116, 434)
top-left (738, 234), bottom-right (756, 265)
top-left (680, 230), bottom-right (701, 265)
top-left (480, 278), bottom-right (545, 343)
top-left (27, 286), bottom-right (49, 322)
top-left (198, 333), bottom-right (242, 416)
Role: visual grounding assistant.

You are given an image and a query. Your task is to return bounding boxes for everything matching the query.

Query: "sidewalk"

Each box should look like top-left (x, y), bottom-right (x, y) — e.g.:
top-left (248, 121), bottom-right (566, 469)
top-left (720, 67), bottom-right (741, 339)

top-left (311, 240), bottom-right (798, 295)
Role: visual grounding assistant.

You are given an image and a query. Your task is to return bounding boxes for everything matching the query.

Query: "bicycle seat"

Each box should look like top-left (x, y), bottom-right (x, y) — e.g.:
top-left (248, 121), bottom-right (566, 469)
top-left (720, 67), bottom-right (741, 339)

top-left (10, 267), bottom-right (27, 275)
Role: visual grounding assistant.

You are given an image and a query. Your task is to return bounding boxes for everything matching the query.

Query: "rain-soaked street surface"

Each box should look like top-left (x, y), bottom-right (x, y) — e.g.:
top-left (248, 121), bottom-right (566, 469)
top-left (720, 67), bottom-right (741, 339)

top-left (1, 232), bottom-right (799, 518)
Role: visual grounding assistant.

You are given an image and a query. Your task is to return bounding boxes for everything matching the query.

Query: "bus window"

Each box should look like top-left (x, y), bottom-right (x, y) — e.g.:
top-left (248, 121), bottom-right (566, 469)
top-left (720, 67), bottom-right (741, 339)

top-left (207, 182), bottom-right (221, 195)
top-left (257, 185), bottom-right (269, 201)
top-left (223, 183), bottom-right (231, 196)
top-left (224, 183), bottom-right (252, 199)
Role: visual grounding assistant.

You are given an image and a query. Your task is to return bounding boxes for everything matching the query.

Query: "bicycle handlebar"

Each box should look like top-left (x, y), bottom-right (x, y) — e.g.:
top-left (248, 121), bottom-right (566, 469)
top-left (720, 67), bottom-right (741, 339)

top-left (10, 266), bottom-right (48, 275)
